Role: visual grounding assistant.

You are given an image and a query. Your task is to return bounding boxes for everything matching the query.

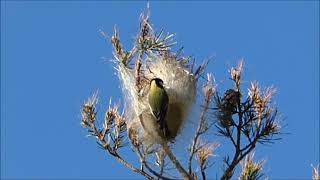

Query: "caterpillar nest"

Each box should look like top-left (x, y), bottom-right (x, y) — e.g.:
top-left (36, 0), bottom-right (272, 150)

top-left (117, 53), bottom-right (197, 146)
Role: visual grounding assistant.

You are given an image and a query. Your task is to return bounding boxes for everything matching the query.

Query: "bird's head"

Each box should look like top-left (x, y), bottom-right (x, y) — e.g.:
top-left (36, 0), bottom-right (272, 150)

top-left (150, 78), bottom-right (164, 88)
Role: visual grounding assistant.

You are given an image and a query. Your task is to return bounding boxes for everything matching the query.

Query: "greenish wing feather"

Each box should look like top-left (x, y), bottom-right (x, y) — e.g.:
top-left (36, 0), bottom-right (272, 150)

top-left (148, 88), bottom-right (170, 137)
top-left (148, 88), bottom-right (169, 122)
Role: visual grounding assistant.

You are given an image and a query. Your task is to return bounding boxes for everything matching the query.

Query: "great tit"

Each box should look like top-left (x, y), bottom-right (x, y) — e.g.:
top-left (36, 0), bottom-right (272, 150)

top-left (148, 78), bottom-right (170, 137)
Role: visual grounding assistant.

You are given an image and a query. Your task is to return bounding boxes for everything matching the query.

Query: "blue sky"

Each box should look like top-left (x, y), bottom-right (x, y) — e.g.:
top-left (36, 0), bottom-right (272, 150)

top-left (1, 1), bottom-right (319, 179)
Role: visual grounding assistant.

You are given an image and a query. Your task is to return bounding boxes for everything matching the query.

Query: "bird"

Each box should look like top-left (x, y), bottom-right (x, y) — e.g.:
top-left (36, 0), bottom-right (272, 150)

top-left (148, 78), bottom-right (170, 138)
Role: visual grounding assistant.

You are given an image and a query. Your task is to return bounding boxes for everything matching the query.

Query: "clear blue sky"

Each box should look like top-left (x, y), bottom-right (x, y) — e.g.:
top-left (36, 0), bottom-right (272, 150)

top-left (1, 1), bottom-right (319, 179)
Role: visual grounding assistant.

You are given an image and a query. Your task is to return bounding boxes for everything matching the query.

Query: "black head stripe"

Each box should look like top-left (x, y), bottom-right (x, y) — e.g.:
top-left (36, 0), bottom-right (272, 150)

top-left (151, 78), bottom-right (164, 87)
top-left (155, 78), bottom-right (164, 87)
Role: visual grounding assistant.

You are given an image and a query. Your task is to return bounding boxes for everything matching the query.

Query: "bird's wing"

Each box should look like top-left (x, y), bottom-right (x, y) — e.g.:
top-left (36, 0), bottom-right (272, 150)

top-left (159, 90), bottom-right (169, 121)
top-left (151, 91), bottom-right (168, 121)
top-left (159, 100), bottom-right (168, 122)
top-left (149, 90), bottom-right (170, 137)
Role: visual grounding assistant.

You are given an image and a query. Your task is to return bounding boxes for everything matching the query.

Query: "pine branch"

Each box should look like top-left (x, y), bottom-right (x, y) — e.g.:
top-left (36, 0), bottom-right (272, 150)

top-left (218, 61), bottom-right (281, 180)
top-left (82, 7), bottom-right (284, 180)
top-left (161, 143), bottom-right (192, 180)
top-left (81, 94), bottom-right (154, 180)
top-left (188, 74), bottom-right (215, 175)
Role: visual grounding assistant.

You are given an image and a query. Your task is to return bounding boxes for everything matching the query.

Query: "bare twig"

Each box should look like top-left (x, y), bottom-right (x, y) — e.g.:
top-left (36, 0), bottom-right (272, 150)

top-left (133, 145), bottom-right (174, 180)
top-left (188, 74), bottom-right (215, 175)
top-left (196, 142), bottom-right (219, 180)
top-left (135, 11), bottom-right (150, 93)
top-left (161, 143), bottom-right (192, 180)
top-left (95, 124), bottom-right (154, 179)
top-left (135, 52), bottom-right (143, 92)
top-left (81, 94), bottom-right (154, 180)
top-left (109, 148), bottom-right (155, 180)
top-left (155, 150), bottom-right (166, 180)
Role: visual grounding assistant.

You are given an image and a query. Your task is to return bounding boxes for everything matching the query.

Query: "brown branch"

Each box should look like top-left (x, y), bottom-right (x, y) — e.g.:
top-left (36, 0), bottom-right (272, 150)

top-left (201, 168), bottom-right (206, 180)
top-left (161, 143), bottom-right (192, 180)
top-left (92, 125), bottom-right (155, 180)
top-left (221, 97), bottom-right (280, 179)
top-left (110, 150), bottom-right (155, 180)
top-left (158, 161), bottom-right (165, 180)
top-left (220, 95), bottom-right (264, 179)
top-left (225, 127), bottom-right (236, 148)
top-left (220, 94), bottom-right (244, 180)
top-left (133, 145), bottom-right (175, 180)
top-left (188, 74), bottom-right (215, 179)
top-left (221, 140), bottom-right (256, 180)
top-left (135, 52), bottom-right (143, 92)
top-left (81, 96), bottom-right (154, 180)
top-left (156, 150), bottom-right (166, 180)
top-left (220, 62), bottom-right (246, 180)
top-left (188, 87), bottom-right (212, 174)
